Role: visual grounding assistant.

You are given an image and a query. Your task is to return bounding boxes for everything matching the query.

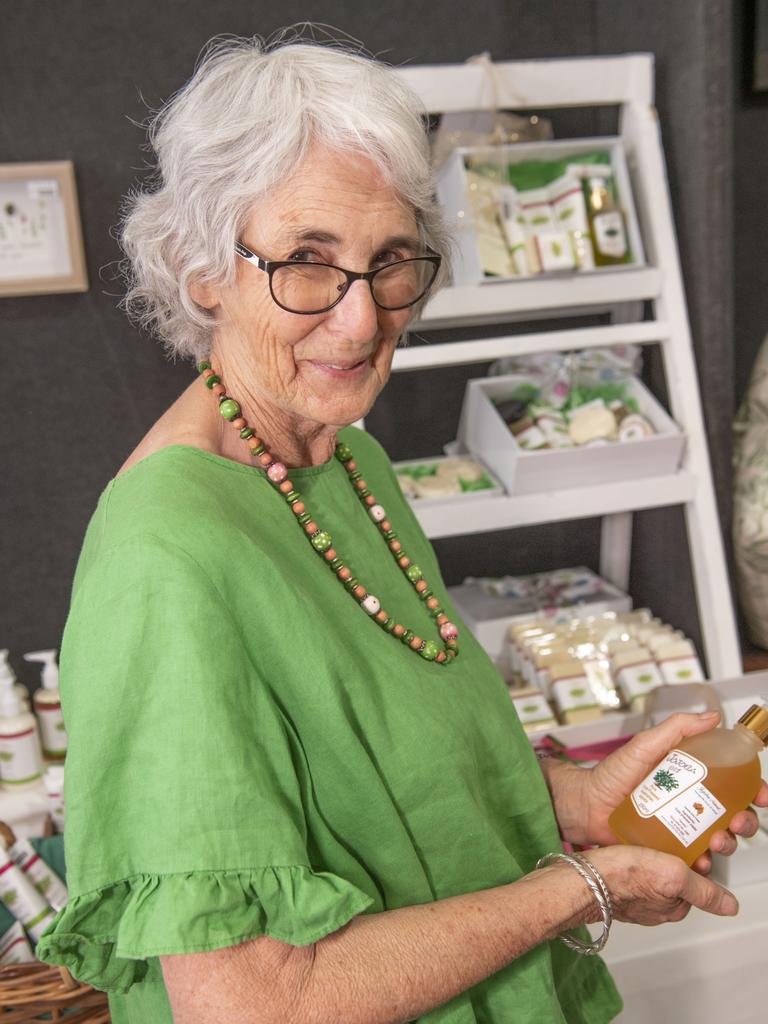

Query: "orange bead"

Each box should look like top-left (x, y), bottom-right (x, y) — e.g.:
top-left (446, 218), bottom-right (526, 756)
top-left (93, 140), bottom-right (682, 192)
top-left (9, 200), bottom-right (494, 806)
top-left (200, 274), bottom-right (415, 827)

top-left (355, 480), bottom-right (367, 491)
top-left (324, 548), bottom-right (337, 561)
top-left (436, 613), bottom-right (448, 625)
top-left (346, 460), bottom-right (356, 471)
top-left (247, 437), bottom-right (260, 450)
top-left (202, 368), bottom-right (214, 379)
top-left (338, 568), bottom-right (352, 581)
top-left (231, 417), bottom-right (246, 429)
top-left (293, 502), bottom-right (305, 515)
top-left (436, 651), bottom-right (447, 663)
top-left (381, 520), bottom-right (392, 533)
top-left (393, 624), bottom-right (405, 638)
top-left (375, 610), bottom-right (388, 624)
top-left (279, 480), bottom-right (293, 494)
top-left (213, 383), bottom-right (226, 396)
top-left (409, 636), bottom-right (423, 651)
top-left (415, 580), bottom-right (428, 593)
top-left (390, 540), bottom-right (402, 553)
top-left (259, 453), bottom-right (272, 467)
top-left (364, 495), bottom-right (376, 507)
top-left (427, 597), bottom-right (439, 610)
top-left (305, 521), bottom-right (318, 534)
top-left (352, 585), bottom-right (366, 599)
top-left (398, 556), bottom-right (411, 569)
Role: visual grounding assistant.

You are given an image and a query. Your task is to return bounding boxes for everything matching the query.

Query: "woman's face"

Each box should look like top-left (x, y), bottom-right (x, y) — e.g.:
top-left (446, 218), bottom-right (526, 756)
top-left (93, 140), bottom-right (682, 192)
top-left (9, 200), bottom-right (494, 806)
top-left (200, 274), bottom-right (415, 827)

top-left (207, 145), bottom-right (419, 429)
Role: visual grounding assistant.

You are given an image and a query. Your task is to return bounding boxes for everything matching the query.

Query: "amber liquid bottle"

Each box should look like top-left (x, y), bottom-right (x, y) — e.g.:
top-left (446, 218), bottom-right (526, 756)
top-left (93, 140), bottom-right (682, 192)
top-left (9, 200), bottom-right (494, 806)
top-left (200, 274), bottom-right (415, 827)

top-left (609, 704), bottom-right (768, 866)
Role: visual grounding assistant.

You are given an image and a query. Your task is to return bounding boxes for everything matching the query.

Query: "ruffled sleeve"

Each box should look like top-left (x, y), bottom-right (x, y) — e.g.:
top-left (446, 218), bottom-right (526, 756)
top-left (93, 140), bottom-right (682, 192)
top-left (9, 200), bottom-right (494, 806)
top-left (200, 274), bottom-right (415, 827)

top-left (34, 527), bottom-right (375, 993)
top-left (37, 866), bottom-right (373, 994)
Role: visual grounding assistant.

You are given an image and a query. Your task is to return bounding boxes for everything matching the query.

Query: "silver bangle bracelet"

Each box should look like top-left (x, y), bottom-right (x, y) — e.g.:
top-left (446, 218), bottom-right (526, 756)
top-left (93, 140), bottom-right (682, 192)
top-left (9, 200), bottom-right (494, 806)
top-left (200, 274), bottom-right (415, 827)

top-left (536, 852), bottom-right (613, 955)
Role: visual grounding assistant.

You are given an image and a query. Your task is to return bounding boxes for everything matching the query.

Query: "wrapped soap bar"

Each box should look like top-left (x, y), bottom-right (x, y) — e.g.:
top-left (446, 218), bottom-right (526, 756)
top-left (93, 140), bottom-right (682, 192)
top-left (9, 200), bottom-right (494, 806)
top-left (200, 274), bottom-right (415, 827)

top-left (612, 646), bottom-right (664, 708)
top-left (550, 660), bottom-right (603, 725)
top-left (511, 691), bottom-right (558, 735)
top-left (655, 639), bottom-right (705, 684)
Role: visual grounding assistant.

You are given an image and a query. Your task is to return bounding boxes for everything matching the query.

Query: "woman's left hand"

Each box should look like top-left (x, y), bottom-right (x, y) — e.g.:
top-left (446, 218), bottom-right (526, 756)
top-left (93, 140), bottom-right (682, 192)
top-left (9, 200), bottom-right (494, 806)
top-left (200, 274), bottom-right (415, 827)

top-left (544, 710), bottom-right (768, 874)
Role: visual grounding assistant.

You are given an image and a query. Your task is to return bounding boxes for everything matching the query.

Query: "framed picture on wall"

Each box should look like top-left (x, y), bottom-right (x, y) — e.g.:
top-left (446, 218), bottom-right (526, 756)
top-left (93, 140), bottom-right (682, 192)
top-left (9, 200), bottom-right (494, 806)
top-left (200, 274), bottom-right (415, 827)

top-left (0, 161), bottom-right (88, 297)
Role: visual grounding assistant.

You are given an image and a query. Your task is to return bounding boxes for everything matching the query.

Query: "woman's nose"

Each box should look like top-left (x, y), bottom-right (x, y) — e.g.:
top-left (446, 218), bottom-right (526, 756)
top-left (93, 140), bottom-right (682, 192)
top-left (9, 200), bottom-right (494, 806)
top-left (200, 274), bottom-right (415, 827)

top-left (330, 279), bottom-right (379, 341)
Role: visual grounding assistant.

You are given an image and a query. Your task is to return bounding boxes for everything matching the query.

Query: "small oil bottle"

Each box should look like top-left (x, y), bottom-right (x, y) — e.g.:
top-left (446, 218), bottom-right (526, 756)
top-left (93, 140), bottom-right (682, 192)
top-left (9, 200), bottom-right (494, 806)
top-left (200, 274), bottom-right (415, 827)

top-left (585, 175), bottom-right (629, 266)
top-left (609, 704), bottom-right (768, 866)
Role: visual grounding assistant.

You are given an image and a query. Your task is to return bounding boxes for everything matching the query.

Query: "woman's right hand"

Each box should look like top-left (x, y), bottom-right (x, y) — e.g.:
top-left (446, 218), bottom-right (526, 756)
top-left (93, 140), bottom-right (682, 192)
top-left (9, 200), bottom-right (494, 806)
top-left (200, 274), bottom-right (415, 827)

top-left (584, 844), bottom-right (739, 926)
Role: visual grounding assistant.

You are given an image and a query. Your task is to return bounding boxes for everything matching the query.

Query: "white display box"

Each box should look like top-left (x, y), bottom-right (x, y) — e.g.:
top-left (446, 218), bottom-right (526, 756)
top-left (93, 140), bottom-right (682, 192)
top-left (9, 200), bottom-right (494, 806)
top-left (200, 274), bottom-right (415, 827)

top-left (458, 373), bottom-right (685, 495)
top-left (525, 668), bottom-right (768, 754)
top-left (392, 456), bottom-right (504, 508)
top-left (436, 137), bottom-right (646, 287)
top-left (449, 567), bottom-right (631, 668)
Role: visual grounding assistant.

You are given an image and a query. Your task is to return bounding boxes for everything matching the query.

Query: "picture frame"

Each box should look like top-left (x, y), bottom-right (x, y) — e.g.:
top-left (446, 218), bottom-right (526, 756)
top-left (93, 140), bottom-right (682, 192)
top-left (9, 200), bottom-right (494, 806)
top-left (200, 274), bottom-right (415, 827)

top-left (0, 160), bottom-right (88, 297)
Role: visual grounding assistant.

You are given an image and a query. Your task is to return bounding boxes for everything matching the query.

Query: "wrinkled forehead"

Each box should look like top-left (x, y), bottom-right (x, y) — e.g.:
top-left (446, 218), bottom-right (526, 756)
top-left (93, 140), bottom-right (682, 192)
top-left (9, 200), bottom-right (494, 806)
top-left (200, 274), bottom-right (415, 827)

top-left (246, 143), bottom-right (419, 248)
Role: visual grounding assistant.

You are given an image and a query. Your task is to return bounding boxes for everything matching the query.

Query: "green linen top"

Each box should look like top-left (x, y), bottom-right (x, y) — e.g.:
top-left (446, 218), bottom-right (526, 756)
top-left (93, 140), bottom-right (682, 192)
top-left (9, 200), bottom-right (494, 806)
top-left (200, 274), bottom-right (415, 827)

top-left (36, 426), bottom-right (622, 1024)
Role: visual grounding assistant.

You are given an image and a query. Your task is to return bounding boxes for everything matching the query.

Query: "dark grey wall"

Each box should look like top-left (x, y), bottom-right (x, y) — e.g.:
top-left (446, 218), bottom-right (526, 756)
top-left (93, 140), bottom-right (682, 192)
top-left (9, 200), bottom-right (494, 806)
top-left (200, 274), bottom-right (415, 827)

top-left (735, 1), bottom-right (768, 404)
top-left (1, 0), bottom-right (735, 691)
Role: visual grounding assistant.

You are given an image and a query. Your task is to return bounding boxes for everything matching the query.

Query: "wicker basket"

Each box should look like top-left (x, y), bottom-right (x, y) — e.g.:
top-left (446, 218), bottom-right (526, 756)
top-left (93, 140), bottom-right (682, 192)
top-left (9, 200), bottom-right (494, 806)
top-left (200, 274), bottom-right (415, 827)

top-left (0, 962), bottom-right (110, 1022)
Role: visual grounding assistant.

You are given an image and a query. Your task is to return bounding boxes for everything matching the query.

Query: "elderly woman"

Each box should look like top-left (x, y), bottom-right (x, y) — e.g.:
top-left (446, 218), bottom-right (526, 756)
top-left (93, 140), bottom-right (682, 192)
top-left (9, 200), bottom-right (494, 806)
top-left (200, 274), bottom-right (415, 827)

top-left (38, 33), bottom-right (766, 1024)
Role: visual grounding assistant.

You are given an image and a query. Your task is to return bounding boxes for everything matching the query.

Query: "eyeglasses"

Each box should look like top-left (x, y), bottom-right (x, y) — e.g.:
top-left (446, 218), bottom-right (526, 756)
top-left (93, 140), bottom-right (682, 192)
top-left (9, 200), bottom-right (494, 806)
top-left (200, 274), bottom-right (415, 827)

top-left (234, 241), bottom-right (441, 315)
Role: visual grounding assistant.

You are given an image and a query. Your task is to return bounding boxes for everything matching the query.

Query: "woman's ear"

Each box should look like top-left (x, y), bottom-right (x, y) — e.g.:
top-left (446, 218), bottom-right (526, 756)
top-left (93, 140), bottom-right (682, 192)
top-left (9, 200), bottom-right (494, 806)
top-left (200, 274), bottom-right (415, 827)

top-left (189, 278), bottom-right (221, 310)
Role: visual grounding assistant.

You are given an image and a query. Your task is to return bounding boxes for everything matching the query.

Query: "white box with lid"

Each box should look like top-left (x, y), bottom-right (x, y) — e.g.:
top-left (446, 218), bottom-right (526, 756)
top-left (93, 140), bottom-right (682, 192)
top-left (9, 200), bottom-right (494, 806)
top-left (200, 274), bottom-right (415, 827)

top-left (457, 372), bottom-right (684, 495)
top-left (436, 136), bottom-right (646, 287)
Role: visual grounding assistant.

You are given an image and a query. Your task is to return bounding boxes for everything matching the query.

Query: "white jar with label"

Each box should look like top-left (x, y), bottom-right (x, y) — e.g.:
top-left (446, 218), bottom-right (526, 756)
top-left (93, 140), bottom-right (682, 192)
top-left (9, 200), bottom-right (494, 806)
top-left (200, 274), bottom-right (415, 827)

top-left (0, 686), bottom-right (43, 790)
top-left (25, 649), bottom-right (67, 761)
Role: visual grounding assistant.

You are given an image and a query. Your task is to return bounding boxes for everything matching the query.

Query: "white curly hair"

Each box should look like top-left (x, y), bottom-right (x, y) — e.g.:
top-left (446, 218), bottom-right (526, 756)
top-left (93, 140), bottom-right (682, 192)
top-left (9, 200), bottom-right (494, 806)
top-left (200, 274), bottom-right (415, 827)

top-left (118, 27), bottom-right (451, 362)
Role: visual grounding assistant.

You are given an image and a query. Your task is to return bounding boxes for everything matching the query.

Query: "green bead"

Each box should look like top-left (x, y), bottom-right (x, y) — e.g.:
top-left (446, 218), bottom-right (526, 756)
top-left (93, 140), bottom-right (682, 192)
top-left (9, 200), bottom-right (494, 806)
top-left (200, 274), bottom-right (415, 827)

top-left (420, 589), bottom-right (433, 602)
top-left (384, 530), bottom-right (397, 541)
top-left (420, 640), bottom-right (439, 661)
top-left (384, 616), bottom-right (395, 632)
top-left (219, 399), bottom-right (241, 421)
top-left (252, 444), bottom-right (265, 457)
top-left (430, 606), bottom-right (444, 618)
top-left (406, 564), bottom-right (422, 583)
top-left (311, 531), bottom-right (332, 552)
top-left (345, 577), bottom-right (359, 591)
top-left (335, 442), bottom-right (353, 462)
top-left (197, 360), bottom-right (211, 373)
top-left (330, 558), bottom-right (344, 571)
top-left (349, 470), bottom-right (362, 481)
top-left (205, 374), bottom-right (221, 389)
top-left (285, 491), bottom-right (300, 503)
top-left (402, 629), bottom-right (415, 645)
top-left (298, 513), bottom-right (311, 525)
top-left (239, 427), bottom-right (254, 440)
top-left (358, 488), bottom-right (370, 499)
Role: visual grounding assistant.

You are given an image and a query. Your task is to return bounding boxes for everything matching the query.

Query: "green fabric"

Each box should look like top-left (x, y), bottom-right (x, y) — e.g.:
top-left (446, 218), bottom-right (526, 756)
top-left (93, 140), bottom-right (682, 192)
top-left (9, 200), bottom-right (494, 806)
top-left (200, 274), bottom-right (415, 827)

top-left (36, 427), bottom-right (622, 1023)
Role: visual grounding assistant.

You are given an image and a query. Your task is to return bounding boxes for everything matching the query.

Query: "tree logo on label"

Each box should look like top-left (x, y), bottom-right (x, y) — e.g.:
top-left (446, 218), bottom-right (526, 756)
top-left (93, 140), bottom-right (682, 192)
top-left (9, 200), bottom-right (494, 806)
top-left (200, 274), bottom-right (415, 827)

top-left (653, 769), bottom-right (679, 792)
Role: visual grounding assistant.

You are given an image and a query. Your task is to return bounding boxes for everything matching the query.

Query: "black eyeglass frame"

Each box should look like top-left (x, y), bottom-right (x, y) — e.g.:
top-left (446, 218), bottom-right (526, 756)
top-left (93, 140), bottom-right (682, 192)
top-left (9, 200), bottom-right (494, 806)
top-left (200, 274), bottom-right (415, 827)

top-left (234, 240), bottom-right (442, 315)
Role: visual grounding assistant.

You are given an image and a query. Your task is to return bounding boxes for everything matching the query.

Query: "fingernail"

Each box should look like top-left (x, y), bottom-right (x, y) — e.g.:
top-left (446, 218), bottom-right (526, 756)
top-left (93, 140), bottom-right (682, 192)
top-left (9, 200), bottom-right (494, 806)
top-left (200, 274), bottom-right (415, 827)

top-left (725, 895), bottom-right (739, 915)
top-left (700, 711), bottom-right (719, 717)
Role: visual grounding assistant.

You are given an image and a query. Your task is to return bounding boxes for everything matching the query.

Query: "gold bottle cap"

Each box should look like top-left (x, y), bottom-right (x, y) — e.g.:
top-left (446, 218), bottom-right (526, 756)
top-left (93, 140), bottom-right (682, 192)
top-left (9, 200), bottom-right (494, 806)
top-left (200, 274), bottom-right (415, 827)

top-left (738, 704), bottom-right (768, 744)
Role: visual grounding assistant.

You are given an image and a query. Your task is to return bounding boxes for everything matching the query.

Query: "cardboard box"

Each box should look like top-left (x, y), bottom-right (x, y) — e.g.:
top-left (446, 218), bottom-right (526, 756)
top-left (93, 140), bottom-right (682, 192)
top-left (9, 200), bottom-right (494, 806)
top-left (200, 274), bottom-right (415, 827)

top-left (458, 373), bottom-right (684, 494)
top-left (449, 566), bottom-right (631, 669)
top-left (436, 136), bottom-right (645, 287)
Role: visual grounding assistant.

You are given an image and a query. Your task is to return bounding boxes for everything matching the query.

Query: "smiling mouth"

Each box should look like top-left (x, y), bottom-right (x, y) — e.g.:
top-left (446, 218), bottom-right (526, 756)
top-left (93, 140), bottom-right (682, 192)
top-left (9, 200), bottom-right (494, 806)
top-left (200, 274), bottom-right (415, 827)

top-left (311, 357), bottom-right (369, 371)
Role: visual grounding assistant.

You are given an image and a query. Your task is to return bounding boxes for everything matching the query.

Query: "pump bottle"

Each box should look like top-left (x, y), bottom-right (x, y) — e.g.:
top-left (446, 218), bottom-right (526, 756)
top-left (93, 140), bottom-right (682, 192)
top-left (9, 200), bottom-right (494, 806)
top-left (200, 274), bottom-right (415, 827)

top-left (0, 651), bottom-right (30, 713)
top-left (609, 704), bottom-right (768, 866)
top-left (24, 650), bottom-right (66, 761)
top-left (0, 687), bottom-right (43, 790)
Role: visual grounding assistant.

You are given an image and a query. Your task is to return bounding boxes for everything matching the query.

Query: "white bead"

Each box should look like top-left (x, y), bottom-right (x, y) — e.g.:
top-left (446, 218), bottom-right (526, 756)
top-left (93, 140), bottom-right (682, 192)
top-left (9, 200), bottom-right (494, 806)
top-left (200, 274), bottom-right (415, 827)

top-left (362, 594), bottom-right (381, 615)
top-left (369, 504), bottom-right (386, 522)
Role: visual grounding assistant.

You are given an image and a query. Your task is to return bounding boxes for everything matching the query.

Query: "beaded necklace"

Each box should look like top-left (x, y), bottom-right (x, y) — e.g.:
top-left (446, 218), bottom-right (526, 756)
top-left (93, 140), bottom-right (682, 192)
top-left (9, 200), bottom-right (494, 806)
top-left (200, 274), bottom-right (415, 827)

top-left (197, 361), bottom-right (460, 665)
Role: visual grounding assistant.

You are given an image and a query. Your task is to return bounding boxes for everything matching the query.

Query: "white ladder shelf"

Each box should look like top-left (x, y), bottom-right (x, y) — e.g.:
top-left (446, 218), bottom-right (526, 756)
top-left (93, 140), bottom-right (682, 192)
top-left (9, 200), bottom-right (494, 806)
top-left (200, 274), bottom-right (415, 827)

top-left (384, 54), bottom-right (740, 681)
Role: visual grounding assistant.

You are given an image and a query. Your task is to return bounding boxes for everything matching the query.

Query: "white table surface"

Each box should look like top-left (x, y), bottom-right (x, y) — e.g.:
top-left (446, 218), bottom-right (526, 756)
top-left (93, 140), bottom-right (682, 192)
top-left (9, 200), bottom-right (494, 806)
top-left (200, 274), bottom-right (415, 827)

top-left (605, 877), bottom-right (768, 1023)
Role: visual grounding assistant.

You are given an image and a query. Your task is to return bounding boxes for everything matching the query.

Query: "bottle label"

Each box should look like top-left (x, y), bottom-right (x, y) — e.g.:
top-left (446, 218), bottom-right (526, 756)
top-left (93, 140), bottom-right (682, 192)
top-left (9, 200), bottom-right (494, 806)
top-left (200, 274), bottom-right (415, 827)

top-left (630, 748), bottom-right (727, 847)
top-left (0, 730), bottom-right (42, 784)
top-left (593, 210), bottom-right (628, 258)
top-left (36, 705), bottom-right (67, 757)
